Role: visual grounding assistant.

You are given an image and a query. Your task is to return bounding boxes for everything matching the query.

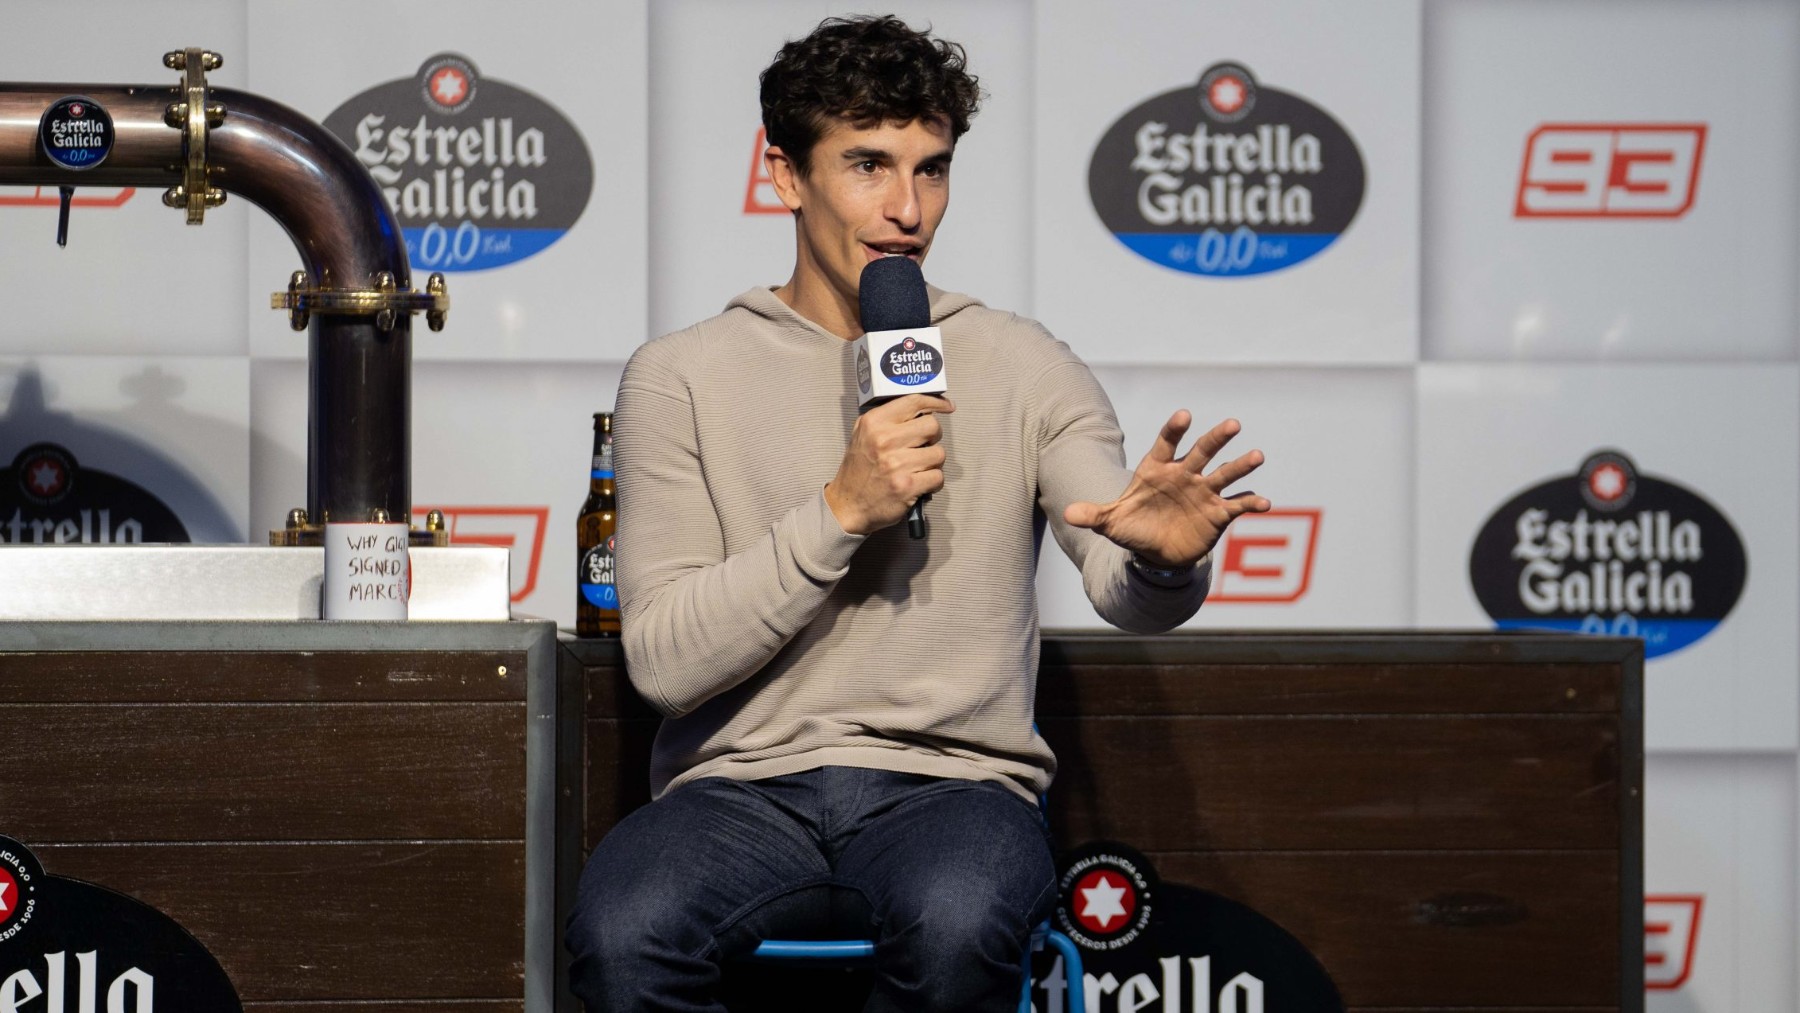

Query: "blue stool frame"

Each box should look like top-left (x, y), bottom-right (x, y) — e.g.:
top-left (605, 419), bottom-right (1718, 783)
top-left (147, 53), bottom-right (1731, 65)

top-left (746, 776), bottom-right (1088, 1013)
top-left (748, 919), bottom-right (1086, 1013)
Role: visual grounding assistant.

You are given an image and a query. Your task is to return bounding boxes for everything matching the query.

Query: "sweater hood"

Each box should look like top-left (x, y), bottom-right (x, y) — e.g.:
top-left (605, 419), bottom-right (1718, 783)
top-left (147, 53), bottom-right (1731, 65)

top-left (726, 285), bottom-right (984, 333)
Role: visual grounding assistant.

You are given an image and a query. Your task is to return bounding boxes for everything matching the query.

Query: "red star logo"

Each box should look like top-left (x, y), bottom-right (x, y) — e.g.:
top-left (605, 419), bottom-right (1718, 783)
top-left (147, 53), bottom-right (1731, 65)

top-left (1589, 463), bottom-right (1628, 503)
top-left (431, 68), bottom-right (468, 105)
top-left (69, 103), bottom-right (85, 117)
top-left (26, 457), bottom-right (66, 497)
top-left (902, 337), bottom-right (916, 350)
top-left (0, 868), bottom-right (16, 923)
top-left (1072, 869), bottom-right (1136, 935)
top-left (1209, 76), bottom-right (1247, 115)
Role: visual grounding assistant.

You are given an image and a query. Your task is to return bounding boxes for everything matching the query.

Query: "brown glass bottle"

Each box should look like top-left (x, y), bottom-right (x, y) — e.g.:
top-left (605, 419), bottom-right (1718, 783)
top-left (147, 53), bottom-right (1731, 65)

top-left (576, 412), bottom-right (620, 637)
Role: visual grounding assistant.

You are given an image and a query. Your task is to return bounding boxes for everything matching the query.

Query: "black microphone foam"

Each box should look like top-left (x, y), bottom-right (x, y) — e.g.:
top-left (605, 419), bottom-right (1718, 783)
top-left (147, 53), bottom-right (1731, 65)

top-left (859, 256), bottom-right (931, 333)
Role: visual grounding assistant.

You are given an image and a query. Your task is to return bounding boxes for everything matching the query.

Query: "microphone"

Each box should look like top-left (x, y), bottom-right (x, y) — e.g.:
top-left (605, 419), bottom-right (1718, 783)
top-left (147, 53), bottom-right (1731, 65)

top-left (856, 256), bottom-right (946, 539)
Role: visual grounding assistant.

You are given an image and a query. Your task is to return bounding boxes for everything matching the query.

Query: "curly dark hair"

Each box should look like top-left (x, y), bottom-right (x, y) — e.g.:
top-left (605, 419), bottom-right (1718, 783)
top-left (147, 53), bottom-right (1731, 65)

top-left (760, 14), bottom-right (982, 175)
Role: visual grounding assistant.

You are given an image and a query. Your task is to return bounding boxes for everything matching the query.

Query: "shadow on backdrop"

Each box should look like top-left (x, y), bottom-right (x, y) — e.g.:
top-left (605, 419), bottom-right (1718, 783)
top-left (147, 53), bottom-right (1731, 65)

top-left (0, 363), bottom-right (244, 543)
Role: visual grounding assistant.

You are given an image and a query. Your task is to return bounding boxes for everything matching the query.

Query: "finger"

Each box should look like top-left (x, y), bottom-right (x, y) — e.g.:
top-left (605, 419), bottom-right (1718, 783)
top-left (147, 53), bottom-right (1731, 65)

top-left (895, 449), bottom-right (947, 497)
top-left (865, 393), bottom-right (955, 425)
top-left (1147, 409), bottom-right (1192, 464)
top-left (1182, 417), bottom-right (1243, 473)
top-left (888, 411), bottom-right (944, 448)
top-left (899, 393), bottom-right (956, 419)
top-left (1063, 500), bottom-right (1104, 529)
top-left (893, 444), bottom-right (947, 474)
top-left (1223, 491), bottom-right (1273, 516)
top-left (1203, 449), bottom-right (1265, 491)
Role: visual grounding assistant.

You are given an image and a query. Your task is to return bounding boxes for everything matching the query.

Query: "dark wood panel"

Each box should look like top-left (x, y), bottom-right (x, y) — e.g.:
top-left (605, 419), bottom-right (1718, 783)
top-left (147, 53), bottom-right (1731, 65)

top-left (1150, 851), bottom-right (1619, 1008)
top-left (36, 843), bottom-right (524, 1002)
top-left (0, 651), bottom-right (527, 703)
top-left (1043, 715), bottom-right (1619, 850)
top-left (581, 663), bottom-right (659, 720)
top-left (584, 718), bottom-right (657, 853)
top-left (1038, 663), bottom-right (1621, 716)
top-left (2, 704), bottom-right (525, 842)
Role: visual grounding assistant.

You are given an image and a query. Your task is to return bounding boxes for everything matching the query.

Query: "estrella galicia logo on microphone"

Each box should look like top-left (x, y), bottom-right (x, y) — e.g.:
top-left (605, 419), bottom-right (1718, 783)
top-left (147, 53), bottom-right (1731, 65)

top-left (880, 336), bottom-right (943, 387)
top-left (325, 54), bottom-right (594, 272)
top-left (1469, 451), bottom-right (1747, 658)
top-left (1088, 62), bottom-right (1365, 277)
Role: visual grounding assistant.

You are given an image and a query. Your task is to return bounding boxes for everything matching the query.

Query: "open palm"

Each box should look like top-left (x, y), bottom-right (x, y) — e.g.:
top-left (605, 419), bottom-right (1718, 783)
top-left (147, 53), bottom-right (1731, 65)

top-left (1064, 412), bottom-right (1271, 567)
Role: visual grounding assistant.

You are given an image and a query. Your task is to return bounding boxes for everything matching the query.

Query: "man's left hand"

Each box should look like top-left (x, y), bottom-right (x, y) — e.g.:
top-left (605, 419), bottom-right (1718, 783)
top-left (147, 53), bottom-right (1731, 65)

top-left (1064, 412), bottom-right (1271, 568)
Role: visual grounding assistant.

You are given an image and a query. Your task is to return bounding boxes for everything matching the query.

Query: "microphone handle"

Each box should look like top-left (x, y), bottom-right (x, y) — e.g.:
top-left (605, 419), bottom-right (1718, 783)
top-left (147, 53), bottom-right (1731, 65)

top-left (907, 494), bottom-right (929, 539)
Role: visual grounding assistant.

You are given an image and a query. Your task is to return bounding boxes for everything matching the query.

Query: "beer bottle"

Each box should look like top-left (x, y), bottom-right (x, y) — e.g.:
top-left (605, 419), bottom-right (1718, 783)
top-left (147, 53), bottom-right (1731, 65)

top-left (576, 412), bottom-right (620, 637)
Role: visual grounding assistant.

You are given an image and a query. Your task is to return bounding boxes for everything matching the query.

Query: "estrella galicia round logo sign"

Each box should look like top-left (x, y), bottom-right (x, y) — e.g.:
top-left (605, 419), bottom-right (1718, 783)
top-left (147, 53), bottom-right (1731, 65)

top-left (0, 837), bottom-right (44, 941)
top-left (1470, 451), bottom-right (1747, 658)
top-left (880, 336), bottom-right (943, 387)
top-left (1040, 842), bottom-right (1344, 1012)
top-left (324, 54), bottom-right (594, 273)
top-left (1088, 62), bottom-right (1365, 277)
top-left (2, 443), bottom-right (189, 544)
top-left (0, 835), bottom-right (243, 1010)
top-left (1058, 842), bottom-right (1157, 950)
top-left (39, 97), bottom-right (115, 171)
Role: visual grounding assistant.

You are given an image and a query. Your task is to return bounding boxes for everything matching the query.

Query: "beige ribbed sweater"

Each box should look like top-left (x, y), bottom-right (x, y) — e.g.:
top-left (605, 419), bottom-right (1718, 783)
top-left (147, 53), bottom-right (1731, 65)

top-left (615, 286), bottom-right (1210, 800)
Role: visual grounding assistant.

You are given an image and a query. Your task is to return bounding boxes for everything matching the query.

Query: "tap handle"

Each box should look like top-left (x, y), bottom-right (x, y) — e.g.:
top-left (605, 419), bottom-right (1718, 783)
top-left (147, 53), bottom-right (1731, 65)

top-left (56, 186), bottom-right (73, 247)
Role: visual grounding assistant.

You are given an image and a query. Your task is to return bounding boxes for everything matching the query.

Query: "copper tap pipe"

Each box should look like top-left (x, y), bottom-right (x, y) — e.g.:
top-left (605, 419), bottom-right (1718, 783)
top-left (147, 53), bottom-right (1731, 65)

top-left (0, 82), bottom-right (412, 530)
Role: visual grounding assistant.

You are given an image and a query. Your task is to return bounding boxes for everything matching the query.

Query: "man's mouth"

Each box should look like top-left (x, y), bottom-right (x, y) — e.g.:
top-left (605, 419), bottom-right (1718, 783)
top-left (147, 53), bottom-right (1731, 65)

top-left (865, 242), bottom-right (923, 260)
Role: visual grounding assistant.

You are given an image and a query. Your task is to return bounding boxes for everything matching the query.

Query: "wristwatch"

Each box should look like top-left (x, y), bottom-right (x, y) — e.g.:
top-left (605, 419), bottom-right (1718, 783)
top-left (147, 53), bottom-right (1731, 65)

top-left (1128, 552), bottom-right (1195, 584)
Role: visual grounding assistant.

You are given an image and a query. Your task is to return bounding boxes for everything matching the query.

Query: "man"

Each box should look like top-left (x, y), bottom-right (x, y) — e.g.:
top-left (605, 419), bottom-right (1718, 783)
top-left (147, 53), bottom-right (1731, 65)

top-left (566, 15), bottom-right (1269, 1012)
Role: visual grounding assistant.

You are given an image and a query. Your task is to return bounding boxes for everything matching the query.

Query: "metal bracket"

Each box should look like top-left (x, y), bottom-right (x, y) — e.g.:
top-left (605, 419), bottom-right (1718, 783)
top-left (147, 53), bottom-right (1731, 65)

top-left (270, 508), bottom-right (448, 548)
top-left (161, 47), bottom-right (226, 224)
top-left (272, 270), bottom-right (450, 332)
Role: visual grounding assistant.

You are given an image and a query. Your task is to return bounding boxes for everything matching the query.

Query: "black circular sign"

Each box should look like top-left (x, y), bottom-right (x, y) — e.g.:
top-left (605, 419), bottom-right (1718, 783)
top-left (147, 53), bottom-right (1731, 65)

top-left (39, 96), bottom-right (114, 171)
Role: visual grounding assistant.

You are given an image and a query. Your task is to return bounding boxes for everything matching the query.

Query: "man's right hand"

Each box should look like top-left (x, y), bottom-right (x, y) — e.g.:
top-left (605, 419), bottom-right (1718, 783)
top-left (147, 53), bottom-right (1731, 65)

top-left (825, 393), bottom-right (955, 536)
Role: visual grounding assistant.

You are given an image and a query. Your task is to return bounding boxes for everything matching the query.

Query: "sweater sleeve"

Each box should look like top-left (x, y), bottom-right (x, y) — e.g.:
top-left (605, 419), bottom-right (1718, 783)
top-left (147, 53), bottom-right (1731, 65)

top-left (614, 340), bottom-right (865, 717)
top-left (1028, 331), bottom-right (1211, 633)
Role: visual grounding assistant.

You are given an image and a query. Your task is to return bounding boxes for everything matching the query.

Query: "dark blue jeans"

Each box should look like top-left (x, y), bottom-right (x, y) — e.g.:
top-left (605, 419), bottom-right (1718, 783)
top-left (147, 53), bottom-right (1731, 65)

top-left (566, 767), bottom-right (1057, 1012)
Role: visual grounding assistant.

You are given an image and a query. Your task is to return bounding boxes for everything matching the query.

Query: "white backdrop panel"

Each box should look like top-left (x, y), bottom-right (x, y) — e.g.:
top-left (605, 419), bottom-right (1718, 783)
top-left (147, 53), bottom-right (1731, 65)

top-left (1415, 364), bottom-right (1799, 752)
top-left (245, 0), bottom-right (646, 362)
top-left (1646, 754), bottom-right (1797, 1011)
top-left (1034, 0), bottom-right (1420, 365)
top-left (252, 359), bottom-right (621, 627)
top-left (648, 0), bottom-right (1032, 338)
top-left (1038, 365), bottom-right (1413, 629)
top-left (0, 0), bottom-right (251, 358)
top-left (1423, 0), bottom-right (1800, 361)
top-left (0, 356), bottom-right (248, 543)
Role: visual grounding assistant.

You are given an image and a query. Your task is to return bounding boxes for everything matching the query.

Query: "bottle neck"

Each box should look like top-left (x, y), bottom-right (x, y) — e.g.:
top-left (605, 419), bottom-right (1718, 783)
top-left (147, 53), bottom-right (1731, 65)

top-left (591, 428), bottom-right (613, 483)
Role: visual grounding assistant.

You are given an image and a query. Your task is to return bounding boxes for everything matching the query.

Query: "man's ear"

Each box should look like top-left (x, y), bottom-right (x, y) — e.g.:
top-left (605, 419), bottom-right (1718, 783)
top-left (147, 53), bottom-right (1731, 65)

top-left (764, 145), bottom-right (804, 213)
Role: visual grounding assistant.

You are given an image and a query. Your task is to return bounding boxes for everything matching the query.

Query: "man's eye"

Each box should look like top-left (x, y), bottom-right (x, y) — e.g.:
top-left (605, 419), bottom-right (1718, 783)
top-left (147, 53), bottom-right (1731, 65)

top-left (856, 161), bottom-right (879, 173)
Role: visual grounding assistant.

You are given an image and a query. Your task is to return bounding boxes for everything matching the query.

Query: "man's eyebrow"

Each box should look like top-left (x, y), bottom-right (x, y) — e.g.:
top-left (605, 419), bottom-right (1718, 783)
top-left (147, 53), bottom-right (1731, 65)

top-left (839, 146), bottom-right (955, 164)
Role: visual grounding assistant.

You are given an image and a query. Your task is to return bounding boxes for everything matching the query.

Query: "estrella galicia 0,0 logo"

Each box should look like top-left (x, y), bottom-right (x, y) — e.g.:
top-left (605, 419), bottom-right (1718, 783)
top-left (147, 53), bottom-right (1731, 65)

top-left (325, 54), bottom-right (594, 273)
top-left (1088, 62), bottom-right (1365, 277)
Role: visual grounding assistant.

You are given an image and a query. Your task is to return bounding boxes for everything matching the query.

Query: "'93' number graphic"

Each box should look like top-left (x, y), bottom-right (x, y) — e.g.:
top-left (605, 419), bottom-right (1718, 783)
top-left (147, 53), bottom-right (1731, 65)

top-left (1515, 124), bottom-right (1706, 218)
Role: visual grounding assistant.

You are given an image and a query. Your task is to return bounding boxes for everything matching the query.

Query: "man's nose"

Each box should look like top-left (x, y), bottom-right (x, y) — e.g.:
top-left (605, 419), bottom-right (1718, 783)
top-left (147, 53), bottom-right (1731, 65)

top-left (885, 177), bottom-right (922, 231)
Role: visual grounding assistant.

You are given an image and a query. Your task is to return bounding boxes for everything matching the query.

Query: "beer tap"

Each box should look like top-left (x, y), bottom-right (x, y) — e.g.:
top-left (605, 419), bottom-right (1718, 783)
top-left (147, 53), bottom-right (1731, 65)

top-left (2, 49), bottom-right (450, 545)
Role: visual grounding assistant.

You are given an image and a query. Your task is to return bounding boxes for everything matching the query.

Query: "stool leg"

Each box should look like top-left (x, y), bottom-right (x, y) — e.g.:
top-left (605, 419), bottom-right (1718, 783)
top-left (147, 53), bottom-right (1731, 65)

top-left (1042, 930), bottom-right (1087, 1013)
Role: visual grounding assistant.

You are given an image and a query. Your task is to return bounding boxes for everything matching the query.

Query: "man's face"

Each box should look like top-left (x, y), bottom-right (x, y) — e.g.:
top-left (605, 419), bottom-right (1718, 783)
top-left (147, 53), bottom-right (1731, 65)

top-left (770, 115), bottom-right (954, 327)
